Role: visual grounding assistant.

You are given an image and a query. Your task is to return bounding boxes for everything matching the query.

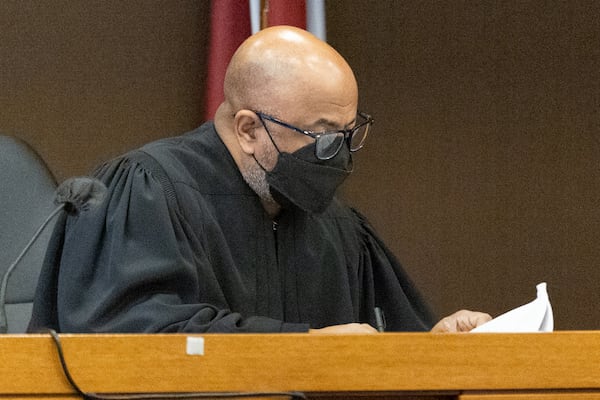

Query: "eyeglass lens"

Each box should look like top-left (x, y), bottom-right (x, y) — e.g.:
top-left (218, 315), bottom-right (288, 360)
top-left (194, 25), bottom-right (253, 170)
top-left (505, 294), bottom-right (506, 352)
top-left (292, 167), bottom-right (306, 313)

top-left (315, 121), bottom-right (370, 159)
top-left (316, 133), bottom-right (345, 159)
top-left (349, 123), bottom-right (369, 151)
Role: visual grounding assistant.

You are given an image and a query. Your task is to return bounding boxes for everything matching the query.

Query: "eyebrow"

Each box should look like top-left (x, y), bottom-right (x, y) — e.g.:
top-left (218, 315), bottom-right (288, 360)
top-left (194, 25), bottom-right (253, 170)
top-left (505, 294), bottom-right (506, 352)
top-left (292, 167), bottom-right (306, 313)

top-left (309, 116), bottom-right (357, 132)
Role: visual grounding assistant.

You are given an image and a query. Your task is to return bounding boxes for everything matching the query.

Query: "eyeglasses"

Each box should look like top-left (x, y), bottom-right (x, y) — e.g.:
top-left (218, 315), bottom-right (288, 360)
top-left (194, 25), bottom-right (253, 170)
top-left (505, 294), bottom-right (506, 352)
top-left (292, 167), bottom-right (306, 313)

top-left (254, 110), bottom-right (374, 160)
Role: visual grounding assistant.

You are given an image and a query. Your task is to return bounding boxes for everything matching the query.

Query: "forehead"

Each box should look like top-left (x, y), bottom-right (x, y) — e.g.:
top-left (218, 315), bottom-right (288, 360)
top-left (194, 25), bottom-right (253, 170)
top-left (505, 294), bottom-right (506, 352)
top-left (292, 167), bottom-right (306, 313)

top-left (257, 53), bottom-right (359, 129)
top-left (273, 83), bottom-right (358, 130)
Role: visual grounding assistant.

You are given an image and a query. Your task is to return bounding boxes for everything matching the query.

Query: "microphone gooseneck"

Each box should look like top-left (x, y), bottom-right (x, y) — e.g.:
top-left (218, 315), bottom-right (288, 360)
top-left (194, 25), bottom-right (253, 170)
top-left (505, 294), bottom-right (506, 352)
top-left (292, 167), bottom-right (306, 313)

top-left (0, 177), bottom-right (107, 333)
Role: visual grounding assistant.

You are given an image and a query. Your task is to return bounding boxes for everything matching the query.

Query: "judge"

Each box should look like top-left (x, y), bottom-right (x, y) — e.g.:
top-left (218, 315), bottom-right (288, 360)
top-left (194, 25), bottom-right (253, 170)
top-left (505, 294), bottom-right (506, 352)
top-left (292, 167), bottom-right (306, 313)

top-left (29, 26), bottom-right (490, 334)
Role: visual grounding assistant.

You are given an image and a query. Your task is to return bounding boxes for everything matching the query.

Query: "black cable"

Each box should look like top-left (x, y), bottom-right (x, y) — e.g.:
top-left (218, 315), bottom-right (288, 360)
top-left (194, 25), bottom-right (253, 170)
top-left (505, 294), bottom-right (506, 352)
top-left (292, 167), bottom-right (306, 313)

top-left (47, 329), bottom-right (306, 400)
top-left (48, 329), bottom-right (89, 398)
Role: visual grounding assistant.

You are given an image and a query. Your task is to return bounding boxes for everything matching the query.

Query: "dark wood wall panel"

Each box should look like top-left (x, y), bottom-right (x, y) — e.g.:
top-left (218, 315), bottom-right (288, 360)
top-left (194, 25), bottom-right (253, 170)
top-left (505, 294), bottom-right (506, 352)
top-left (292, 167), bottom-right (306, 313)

top-left (0, 1), bottom-right (209, 181)
top-left (328, 0), bottom-right (600, 329)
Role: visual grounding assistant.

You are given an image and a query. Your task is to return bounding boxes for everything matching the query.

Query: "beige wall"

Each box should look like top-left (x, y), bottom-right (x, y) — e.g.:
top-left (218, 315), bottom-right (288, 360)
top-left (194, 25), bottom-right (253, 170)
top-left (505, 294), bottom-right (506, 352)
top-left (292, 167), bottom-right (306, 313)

top-left (1, 1), bottom-right (598, 329)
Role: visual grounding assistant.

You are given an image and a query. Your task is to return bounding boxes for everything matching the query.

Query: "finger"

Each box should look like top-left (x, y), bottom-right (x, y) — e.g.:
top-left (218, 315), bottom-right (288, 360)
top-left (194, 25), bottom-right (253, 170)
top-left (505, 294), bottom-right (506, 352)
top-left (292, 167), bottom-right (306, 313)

top-left (457, 310), bottom-right (492, 332)
top-left (469, 312), bottom-right (492, 329)
top-left (359, 323), bottom-right (379, 333)
top-left (431, 310), bottom-right (492, 333)
top-left (430, 316), bottom-right (457, 333)
top-left (309, 323), bottom-right (378, 334)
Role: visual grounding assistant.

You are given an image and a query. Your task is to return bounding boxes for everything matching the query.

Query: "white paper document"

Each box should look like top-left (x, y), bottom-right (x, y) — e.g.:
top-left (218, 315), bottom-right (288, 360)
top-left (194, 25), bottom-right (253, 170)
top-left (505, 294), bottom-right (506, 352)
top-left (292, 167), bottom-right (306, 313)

top-left (471, 282), bottom-right (553, 333)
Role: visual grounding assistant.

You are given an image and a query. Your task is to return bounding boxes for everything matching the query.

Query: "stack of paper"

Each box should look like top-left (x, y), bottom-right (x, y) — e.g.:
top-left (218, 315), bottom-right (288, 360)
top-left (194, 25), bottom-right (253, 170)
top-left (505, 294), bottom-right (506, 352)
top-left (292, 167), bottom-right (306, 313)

top-left (471, 282), bottom-right (553, 333)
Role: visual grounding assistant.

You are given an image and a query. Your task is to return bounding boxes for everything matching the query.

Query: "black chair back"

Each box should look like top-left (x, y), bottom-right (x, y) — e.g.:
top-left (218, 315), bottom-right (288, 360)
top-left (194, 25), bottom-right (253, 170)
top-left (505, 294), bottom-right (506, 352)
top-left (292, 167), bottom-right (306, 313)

top-left (0, 135), bottom-right (57, 333)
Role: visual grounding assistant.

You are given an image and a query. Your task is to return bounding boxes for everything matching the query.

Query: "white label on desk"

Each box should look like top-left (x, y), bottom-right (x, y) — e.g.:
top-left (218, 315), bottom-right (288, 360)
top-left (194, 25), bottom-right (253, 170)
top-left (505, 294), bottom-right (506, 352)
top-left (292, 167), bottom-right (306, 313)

top-left (186, 336), bottom-right (205, 355)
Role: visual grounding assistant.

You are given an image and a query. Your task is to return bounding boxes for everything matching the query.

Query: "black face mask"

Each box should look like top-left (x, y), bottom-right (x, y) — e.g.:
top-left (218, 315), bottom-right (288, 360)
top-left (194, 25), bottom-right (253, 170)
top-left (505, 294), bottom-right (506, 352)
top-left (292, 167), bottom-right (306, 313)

top-left (261, 142), bottom-right (353, 214)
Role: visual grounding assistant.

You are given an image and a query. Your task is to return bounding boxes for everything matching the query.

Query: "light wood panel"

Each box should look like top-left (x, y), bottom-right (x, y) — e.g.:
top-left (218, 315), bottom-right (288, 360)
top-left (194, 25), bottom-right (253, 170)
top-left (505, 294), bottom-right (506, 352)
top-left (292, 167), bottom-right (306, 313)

top-left (460, 394), bottom-right (600, 400)
top-left (1, 332), bottom-right (600, 398)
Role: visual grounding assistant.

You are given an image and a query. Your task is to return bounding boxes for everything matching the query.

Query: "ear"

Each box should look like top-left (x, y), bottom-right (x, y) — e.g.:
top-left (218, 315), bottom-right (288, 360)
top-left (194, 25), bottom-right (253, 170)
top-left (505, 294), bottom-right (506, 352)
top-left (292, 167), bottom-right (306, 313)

top-left (233, 109), bottom-right (261, 155)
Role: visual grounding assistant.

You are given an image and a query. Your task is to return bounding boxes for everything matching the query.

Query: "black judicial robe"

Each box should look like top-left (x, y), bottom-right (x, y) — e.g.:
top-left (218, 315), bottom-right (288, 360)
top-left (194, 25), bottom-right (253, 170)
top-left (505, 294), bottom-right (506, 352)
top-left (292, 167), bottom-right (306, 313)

top-left (28, 123), bottom-right (435, 333)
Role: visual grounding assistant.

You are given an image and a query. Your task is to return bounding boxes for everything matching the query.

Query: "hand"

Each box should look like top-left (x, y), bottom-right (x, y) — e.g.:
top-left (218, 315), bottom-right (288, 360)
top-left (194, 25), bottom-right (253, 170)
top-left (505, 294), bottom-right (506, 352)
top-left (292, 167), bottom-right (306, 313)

top-left (430, 309), bottom-right (492, 333)
top-left (309, 323), bottom-right (379, 334)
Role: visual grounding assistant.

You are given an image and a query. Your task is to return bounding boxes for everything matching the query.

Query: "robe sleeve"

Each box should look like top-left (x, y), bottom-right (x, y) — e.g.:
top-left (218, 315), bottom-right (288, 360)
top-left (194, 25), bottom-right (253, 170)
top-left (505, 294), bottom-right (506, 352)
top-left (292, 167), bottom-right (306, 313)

top-left (352, 208), bottom-right (437, 332)
top-left (28, 152), bottom-right (309, 333)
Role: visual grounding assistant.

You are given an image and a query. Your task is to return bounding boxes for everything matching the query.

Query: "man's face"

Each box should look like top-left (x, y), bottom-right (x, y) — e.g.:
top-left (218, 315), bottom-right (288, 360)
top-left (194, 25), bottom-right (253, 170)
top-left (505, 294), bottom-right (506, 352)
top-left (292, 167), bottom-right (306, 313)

top-left (238, 61), bottom-right (359, 204)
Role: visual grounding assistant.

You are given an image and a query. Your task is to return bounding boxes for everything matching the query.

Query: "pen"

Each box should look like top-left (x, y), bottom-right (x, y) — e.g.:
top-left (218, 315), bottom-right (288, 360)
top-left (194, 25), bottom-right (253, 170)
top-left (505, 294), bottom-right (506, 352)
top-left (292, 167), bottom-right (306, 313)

top-left (374, 307), bottom-right (385, 332)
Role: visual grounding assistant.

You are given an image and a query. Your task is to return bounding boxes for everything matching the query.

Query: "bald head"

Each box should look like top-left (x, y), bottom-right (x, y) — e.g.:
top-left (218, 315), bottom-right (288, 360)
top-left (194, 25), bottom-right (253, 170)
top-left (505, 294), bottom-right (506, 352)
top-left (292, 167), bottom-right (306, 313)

top-left (222, 26), bottom-right (358, 115)
top-left (214, 27), bottom-right (361, 216)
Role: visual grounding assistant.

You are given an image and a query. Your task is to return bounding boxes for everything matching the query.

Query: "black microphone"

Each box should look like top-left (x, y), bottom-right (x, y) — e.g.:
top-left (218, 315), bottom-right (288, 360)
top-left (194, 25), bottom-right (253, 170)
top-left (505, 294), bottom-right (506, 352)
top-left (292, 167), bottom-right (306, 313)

top-left (0, 177), bottom-right (107, 333)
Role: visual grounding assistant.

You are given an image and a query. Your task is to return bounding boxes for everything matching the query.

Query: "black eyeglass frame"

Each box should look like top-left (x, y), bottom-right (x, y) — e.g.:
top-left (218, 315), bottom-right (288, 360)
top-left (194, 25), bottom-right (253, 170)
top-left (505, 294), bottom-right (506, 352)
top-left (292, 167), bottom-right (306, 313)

top-left (253, 110), bottom-right (374, 160)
